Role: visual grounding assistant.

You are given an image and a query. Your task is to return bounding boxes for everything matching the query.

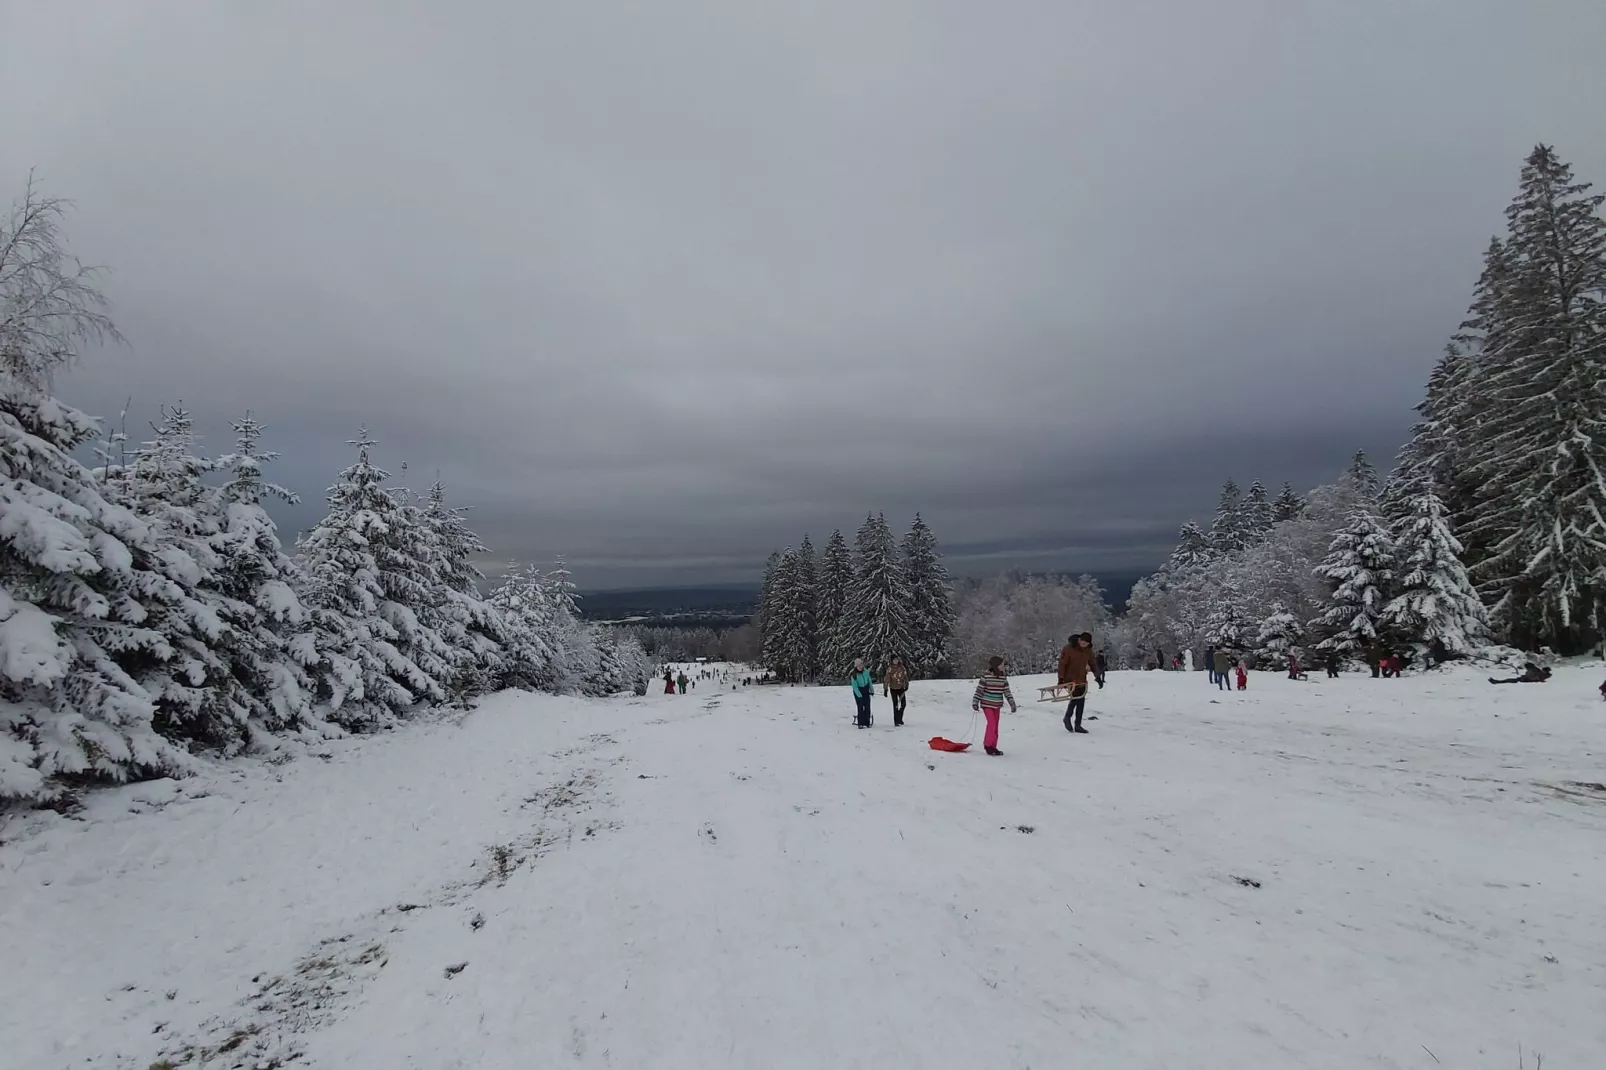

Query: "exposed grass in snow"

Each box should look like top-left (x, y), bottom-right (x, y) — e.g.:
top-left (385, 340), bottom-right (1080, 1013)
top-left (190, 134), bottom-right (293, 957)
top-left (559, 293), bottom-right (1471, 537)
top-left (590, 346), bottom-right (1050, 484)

top-left (3, 667), bottom-right (1604, 1068)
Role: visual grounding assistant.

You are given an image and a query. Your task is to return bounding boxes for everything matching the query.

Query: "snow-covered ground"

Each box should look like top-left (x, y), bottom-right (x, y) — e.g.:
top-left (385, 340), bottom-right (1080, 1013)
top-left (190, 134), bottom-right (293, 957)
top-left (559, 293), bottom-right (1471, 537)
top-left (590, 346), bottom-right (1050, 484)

top-left (4, 664), bottom-right (1604, 1069)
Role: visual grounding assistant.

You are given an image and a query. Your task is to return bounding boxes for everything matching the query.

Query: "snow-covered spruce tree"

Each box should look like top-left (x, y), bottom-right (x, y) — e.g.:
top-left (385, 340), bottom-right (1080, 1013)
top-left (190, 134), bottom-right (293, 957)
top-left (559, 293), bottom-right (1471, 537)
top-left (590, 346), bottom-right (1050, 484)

top-left (0, 181), bottom-right (193, 800)
top-left (1207, 479), bottom-right (1247, 554)
top-left (1202, 599), bottom-right (1249, 652)
top-left (765, 547), bottom-right (811, 682)
top-left (1345, 451), bottom-right (1381, 504)
top-left (419, 480), bottom-right (509, 703)
top-left (792, 534), bottom-right (819, 679)
top-left (1456, 146), bottom-right (1606, 652)
top-left (1167, 522), bottom-right (1212, 571)
top-left (1240, 481), bottom-right (1275, 545)
top-left (1272, 483), bottom-right (1304, 523)
top-left (487, 563), bottom-right (559, 691)
top-left (585, 625), bottom-right (652, 696)
top-left (297, 430), bottom-right (443, 725)
top-left (1312, 509), bottom-right (1397, 657)
top-left (538, 558), bottom-right (600, 692)
top-left (814, 530), bottom-right (854, 676)
top-left (757, 550), bottom-right (782, 674)
top-left (899, 514), bottom-right (954, 674)
top-left (1254, 604), bottom-right (1303, 666)
top-left (1381, 487), bottom-right (1488, 655)
top-left (838, 513), bottom-right (912, 676)
top-left (212, 412), bottom-right (318, 734)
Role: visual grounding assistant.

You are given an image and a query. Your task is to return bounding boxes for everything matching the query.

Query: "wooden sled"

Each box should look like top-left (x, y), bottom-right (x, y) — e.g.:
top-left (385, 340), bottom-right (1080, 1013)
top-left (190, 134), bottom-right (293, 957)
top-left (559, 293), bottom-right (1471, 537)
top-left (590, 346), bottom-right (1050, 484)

top-left (1037, 683), bottom-right (1077, 702)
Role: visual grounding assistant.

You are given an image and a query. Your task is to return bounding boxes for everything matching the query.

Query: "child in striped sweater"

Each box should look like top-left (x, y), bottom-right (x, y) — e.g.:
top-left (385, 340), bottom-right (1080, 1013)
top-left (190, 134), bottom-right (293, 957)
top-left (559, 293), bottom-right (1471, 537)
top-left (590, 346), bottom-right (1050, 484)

top-left (971, 656), bottom-right (1017, 756)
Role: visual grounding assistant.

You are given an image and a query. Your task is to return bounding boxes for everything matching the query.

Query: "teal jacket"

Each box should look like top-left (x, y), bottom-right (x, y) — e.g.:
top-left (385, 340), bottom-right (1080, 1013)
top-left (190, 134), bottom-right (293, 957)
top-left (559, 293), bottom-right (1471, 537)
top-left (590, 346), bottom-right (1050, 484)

top-left (848, 668), bottom-right (873, 697)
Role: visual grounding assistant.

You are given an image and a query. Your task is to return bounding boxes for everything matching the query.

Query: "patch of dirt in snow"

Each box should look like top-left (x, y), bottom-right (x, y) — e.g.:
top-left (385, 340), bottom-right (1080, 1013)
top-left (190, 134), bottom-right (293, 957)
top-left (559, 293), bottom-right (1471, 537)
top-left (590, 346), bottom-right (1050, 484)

top-left (146, 765), bottom-right (620, 1069)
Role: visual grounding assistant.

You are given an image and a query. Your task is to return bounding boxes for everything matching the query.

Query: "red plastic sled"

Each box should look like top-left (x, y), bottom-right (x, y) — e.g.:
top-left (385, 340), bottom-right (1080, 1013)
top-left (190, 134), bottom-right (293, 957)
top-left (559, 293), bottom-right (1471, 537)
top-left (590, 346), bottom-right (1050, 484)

top-left (928, 736), bottom-right (971, 752)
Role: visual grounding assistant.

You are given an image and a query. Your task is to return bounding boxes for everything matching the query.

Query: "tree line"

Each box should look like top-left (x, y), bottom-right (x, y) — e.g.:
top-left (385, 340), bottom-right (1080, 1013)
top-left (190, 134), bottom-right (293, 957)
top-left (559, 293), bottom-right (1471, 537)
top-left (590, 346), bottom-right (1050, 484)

top-left (756, 514), bottom-right (955, 681)
top-left (0, 184), bottom-right (650, 804)
top-left (1124, 143), bottom-right (1606, 662)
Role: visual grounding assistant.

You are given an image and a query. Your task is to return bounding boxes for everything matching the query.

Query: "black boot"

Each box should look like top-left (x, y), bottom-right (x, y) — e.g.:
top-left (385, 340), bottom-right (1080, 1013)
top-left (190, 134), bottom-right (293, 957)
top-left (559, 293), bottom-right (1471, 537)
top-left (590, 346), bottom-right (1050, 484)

top-left (985, 747), bottom-right (1002, 756)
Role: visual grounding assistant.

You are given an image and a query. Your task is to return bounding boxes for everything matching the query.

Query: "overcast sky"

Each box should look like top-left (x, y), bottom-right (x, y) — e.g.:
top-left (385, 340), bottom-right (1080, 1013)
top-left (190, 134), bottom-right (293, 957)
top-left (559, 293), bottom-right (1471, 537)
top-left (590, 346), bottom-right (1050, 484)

top-left (4, 1), bottom-right (1604, 589)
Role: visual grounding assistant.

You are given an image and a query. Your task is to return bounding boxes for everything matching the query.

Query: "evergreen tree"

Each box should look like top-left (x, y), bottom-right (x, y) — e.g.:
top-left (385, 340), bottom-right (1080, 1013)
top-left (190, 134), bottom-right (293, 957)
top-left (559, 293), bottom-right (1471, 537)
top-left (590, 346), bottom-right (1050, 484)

top-left (1381, 488), bottom-right (1488, 654)
top-left (1312, 510), bottom-right (1397, 657)
top-left (0, 182), bottom-right (191, 800)
top-left (420, 480), bottom-right (509, 702)
top-left (1456, 146), bottom-right (1606, 652)
top-left (899, 514), bottom-right (954, 673)
top-left (1345, 451), bottom-right (1380, 502)
top-left (487, 563), bottom-right (559, 691)
top-left (1167, 522), bottom-right (1212, 571)
top-left (1253, 603), bottom-right (1303, 665)
top-left (815, 530), bottom-right (854, 676)
top-left (766, 547), bottom-right (813, 682)
top-left (1208, 479), bottom-right (1246, 553)
top-left (298, 430), bottom-right (441, 724)
top-left (839, 513), bottom-right (912, 676)
top-left (757, 550), bottom-right (782, 672)
top-left (212, 412), bottom-right (317, 734)
top-left (1241, 480), bottom-right (1275, 543)
top-left (1271, 483), bottom-right (1304, 523)
top-left (793, 535), bottom-right (818, 678)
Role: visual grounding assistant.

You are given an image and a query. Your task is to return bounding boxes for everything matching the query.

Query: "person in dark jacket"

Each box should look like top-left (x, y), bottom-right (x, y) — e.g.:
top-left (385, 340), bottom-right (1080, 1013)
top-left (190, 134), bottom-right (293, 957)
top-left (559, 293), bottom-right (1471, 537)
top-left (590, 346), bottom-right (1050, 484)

top-left (1489, 663), bottom-right (1551, 684)
top-left (1205, 645), bottom-right (1218, 685)
top-left (1094, 650), bottom-right (1108, 689)
top-left (1058, 633), bottom-right (1095, 733)
top-left (1325, 651), bottom-right (1340, 679)
top-left (1212, 648), bottom-right (1232, 690)
top-left (883, 656), bottom-right (911, 726)
top-left (664, 669), bottom-right (676, 694)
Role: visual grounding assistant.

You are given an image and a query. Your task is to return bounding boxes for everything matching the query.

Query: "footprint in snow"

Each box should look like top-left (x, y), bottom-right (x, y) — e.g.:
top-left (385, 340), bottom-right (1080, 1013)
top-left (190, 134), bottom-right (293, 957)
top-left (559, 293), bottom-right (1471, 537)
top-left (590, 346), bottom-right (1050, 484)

top-left (701, 823), bottom-right (718, 843)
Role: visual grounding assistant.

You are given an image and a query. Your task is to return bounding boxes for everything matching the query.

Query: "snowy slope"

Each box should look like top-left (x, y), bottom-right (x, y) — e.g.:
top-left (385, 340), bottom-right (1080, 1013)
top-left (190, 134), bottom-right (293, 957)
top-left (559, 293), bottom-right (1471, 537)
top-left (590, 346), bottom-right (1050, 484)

top-left (3, 667), bottom-right (1604, 1069)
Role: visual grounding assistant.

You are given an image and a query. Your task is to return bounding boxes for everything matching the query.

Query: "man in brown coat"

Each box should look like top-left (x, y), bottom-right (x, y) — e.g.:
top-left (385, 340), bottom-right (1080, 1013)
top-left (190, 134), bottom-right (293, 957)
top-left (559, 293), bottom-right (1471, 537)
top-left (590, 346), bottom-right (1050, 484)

top-left (1057, 632), bottom-right (1096, 734)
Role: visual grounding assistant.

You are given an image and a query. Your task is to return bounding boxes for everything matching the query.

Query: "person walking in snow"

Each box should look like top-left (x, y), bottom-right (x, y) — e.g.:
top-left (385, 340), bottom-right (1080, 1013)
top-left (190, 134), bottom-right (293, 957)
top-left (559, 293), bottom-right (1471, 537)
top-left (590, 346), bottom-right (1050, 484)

top-left (676, 670), bottom-right (688, 694)
top-left (972, 656), bottom-right (1017, 756)
top-left (1094, 650), bottom-right (1109, 689)
top-left (1235, 659), bottom-right (1248, 690)
top-left (1205, 645), bottom-right (1219, 685)
top-left (1212, 648), bottom-right (1232, 691)
top-left (1325, 650), bottom-right (1340, 679)
top-left (1057, 632), bottom-right (1095, 733)
top-left (883, 656), bottom-right (911, 726)
top-left (849, 658), bottom-right (874, 728)
top-left (663, 669), bottom-right (676, 694)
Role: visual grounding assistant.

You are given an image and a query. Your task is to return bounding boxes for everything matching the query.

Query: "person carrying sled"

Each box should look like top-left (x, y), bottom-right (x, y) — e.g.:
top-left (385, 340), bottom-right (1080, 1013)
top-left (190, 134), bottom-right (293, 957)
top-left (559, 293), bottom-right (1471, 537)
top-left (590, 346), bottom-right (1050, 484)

top-left (1057, 632), bottom-right (1095, 733)
top-left (972, 655), bottom-right (1017, 756)
top-left (883, 656), bottom-right (911, 726)
top-left (849, 658), bottom-right (875, 728)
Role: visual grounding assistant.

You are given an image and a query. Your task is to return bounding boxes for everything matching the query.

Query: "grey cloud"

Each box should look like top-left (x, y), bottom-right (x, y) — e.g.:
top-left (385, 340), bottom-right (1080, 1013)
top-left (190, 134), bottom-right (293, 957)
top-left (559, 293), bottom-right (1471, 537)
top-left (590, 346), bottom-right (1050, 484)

top-left (6, 0), bottom-right (1604, 589)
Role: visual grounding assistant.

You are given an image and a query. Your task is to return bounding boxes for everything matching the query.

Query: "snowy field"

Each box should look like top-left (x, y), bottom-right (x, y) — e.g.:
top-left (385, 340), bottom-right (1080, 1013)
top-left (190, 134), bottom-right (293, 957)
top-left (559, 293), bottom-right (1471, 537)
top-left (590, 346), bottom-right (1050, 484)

top-left (4, 664), bottom-right (1604, 1069)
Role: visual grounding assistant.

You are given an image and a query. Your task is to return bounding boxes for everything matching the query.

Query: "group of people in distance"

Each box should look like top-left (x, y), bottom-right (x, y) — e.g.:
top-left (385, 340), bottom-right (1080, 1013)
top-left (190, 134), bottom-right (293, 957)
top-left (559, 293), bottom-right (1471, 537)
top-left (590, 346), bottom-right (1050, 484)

top-left (842, 633), bottom-right (1104, 757)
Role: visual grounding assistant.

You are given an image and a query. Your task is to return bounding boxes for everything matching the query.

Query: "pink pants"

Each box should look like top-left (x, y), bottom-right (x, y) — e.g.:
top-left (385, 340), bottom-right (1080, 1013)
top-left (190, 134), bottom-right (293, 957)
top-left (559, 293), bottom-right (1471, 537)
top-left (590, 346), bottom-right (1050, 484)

top-left (980, 704), bottom-right (1002, 749)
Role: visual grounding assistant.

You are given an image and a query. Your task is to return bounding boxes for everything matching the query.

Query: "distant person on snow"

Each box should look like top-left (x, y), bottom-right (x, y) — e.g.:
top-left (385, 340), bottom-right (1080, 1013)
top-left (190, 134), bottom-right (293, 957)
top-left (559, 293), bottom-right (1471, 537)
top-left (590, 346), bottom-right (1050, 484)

top-left (1325, 651), bottom-right (1340, 679)
top-left (1598, 678), bottom-right (1606, 701)
top-left (972, 656), bottom-right (1018, 756)
top-left (1235, 659), bottom-right (1248, 690)
top-left (1205, 645), bottom-right (1218, 685)
top-left (1287, 654), bottom-right (1304, 680)
top-left (1057, 632), bottom-right (1095, 733)
top-left (663, 670), bottom-right (675, 695)
top-left (1489, 663), bottom-right (1551, 685)
top-left (676, 670), bottom-right (689, 694)
top-left (883, 656), bottom-right (911, 726)
top-left (850, 659), bottom-right (874, 728)
top-left (1212, 649), bottom-right (1232, 691)
top-left (1094, 650), bottom-right (1109, 689)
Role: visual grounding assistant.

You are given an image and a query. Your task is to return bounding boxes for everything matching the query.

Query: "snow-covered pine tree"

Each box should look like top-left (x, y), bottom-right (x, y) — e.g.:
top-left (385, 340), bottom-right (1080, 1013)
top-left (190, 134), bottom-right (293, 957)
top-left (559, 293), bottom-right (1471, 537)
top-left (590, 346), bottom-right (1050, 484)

top-left (298, 430), bottom-right (442, 725)
top-left (899, 514), bottom-right (954, 674)
top-left (210, 412), bottom-right (317, 736)
top-left (766, 548), bottom-right (811, 682)
top-left (1312, 509), bottom-right (1397, 657)
top-left (1202, 599), bottom-right (1249, 652)
top-left (815, 530), bottom-right (854, 676)
top-left (1272, 483), bottom-right (1304, 523)
top-left (792, 535), bottom-right (819, 679)
top-left (1253, 603), bottom-right (1303, 666)
top-left (1208, 479), bottom-right (1247, 554)
top-left (757, 550), bottom-right (782, 673)
top-left (1344, 451), bottom-right (1380, 504)
top-left (1381, 487), bottom-right (1488, 654)
top-left (420, 480), bottom-right (509, 702)
top-left (1167, 522), bottom-right (1212, 571)
top-left (0, 181), bottom-right (193, 800)
top-left (1456, 146), bottom-right (1606, 652)
top-left (1241, 480), bottom-right (1275, 544)
top-left (539, 558), bottom-right (598, 691)
top-left (839, 513), bottom-right (912, 676)
top-left (487, 563), bottom-right (559, 691)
